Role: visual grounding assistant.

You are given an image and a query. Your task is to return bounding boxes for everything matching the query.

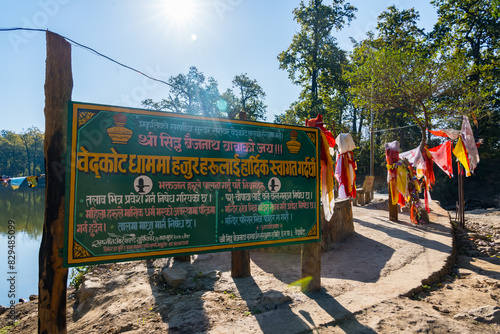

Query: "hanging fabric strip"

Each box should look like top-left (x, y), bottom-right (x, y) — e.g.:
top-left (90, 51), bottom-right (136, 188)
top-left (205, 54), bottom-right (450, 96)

top-left (335, 151), bottom-right (357, 199)
top-left (460, 115), bottom-right (480, 173)
top-left (306, 115), bottom-right (336, 221)
top-left (320, 132), bottom-right (336, 221)
top-left (384, 141), bottom-right (400, 206)
top-left (10, 177), bottom-right (27, 190)
top-left (428, 141), bottom-right (453, 178)
top-left (334, 133), bottom-right (357, 199)
top-left (400, 145), bottom-right (426, 178)
top-left (453, 136), bottom-right (471, 176)
top-left (429, 129), bottom-right (460, 140)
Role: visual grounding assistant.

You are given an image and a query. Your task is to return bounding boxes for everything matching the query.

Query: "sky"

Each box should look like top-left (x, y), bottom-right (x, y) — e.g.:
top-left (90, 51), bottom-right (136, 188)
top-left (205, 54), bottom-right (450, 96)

top-left (0, 0), bottom-right (438, 134)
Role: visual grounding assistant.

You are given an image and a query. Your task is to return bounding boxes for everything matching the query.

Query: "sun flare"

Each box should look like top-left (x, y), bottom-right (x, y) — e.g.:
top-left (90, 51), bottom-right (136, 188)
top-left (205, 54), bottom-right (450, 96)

top-left (163, 0), bottom-right (196, 23)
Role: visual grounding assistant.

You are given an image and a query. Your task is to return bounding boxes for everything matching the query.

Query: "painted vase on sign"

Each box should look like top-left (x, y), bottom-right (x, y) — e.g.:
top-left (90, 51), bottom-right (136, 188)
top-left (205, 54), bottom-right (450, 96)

top-left (107, 113), bottom-right (133, 144)
top-left (286, 130), bottom-right (301, 154)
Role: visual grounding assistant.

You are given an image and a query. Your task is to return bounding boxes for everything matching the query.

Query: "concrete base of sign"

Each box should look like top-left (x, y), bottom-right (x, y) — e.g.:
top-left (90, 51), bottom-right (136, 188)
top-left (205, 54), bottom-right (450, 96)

top-left (257, 198), bottom-right (354, 254)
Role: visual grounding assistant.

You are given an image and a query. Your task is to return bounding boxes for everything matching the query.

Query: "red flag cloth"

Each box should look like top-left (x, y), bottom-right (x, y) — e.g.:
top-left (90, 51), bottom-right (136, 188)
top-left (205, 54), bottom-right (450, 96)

top-left (305, 114), bottom-right (336, 148)
top-left (335, 151), bottom-right (357, 199)
top-left (422, 146), bottom-right (435, 213)
top-left (306, 116), bottom-right (336, 220)
top-left (428, 141), bottom-right (453, 178)
top-left (429, 129), bottom-right (460, 140)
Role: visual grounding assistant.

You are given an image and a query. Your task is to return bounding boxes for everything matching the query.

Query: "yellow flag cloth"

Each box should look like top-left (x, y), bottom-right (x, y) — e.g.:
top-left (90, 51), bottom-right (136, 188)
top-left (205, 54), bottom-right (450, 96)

top-left (389, 180), bottom-right (398, 205)
top-left (453, 137), bottom-right (471, 176)
top-left (396, 165), bottom-right (408, 198)
top-left (27, 176), bottom-right (38, 188)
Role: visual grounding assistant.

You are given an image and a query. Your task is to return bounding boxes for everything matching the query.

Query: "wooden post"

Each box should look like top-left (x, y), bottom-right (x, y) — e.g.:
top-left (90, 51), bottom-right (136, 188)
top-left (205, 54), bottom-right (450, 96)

top-left (301, 242), bottom-right (321, 292)
top-left (388, 185), bottom-right (398, 222)
top-left (231, 250), bottom-right (251, 278)
top-left (38, 31), bottom-right (72, 334)
top-left (230, 111), bottom-right (251, 278)
top-left (458, 163), bottom-right (465, 228)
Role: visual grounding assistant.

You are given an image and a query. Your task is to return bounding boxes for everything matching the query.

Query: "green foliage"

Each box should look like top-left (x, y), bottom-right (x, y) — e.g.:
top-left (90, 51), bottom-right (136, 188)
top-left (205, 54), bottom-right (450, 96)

top-left (430, 0), bottom-right (500, 157)
top-left (69, 265), bottom-right (93, 290)
top-left (142, 67), bottom-right (266, 121)
top-left (274, 102), bottom-right (301, 125)
top-left (229, 73), bottom-right (267, 121)
top-left (376, 6), bottom-right (425, 49)
top-left (0, 127), bottom-right (44, 177)
top-left (0, 323), bottom-right (19, 334)
top-left (346, 43), bottom-right (471, 144)
top-left (277, 0), bottom-right (356, 122)
top-left (493, 0), bottom-right (500, 18)
top-left (142, 66), bottom-right (223, 117)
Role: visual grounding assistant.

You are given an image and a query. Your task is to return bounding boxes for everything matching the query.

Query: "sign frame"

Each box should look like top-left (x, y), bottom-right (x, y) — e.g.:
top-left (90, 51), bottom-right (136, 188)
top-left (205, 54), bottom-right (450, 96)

top-left (64, 102), bottom-right (321, 267)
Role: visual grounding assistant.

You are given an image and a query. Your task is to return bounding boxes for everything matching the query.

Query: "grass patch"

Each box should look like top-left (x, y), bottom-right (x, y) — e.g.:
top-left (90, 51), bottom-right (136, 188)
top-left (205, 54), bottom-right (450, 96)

top-left (69, 265), bottom-right (93, 290)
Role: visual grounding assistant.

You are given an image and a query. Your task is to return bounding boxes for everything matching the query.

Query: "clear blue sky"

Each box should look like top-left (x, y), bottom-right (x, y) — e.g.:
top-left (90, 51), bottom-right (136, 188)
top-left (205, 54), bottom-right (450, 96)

top-left (0, 0), bottom-right (437, 133)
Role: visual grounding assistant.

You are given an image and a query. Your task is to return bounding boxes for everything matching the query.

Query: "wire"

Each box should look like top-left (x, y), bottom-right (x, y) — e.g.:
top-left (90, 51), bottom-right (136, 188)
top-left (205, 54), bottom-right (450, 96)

top-left (371, 124), bottom-right (419, 133)
top-left (1, 27), bottom-right (174, 89)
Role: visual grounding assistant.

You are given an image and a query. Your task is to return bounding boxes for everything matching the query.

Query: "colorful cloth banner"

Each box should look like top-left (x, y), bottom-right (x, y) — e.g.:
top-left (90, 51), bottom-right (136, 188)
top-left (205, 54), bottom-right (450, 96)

top-left (429, 129), bottom-right (460, 140)
top-left (384, 141), bottom-right (400, 205)
top-left (320, 132), bottom-right (336, 220)
top-left (10, 177), bottom-right (27, 190)
top-left (334, 133), bottom-right (357, 199)
top-left (428, 141), bottom-right (453, 178)
top-left (460, 115), bottom-right (480, 173)
top-left (306, 115), bottom-right (336, 220)
top-left (453, 136), bottom-right (471, 176)
top-left (399, 145), bottom-right (426, 178)
top-left (0, 174), bottom-right (44, 189)
top-left (305, 114), bottom-right (336, 148)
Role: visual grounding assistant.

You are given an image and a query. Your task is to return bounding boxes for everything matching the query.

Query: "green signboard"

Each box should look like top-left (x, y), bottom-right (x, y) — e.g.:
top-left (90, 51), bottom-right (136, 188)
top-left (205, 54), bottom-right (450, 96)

top-left (64, 102), bottom-right (320, 267)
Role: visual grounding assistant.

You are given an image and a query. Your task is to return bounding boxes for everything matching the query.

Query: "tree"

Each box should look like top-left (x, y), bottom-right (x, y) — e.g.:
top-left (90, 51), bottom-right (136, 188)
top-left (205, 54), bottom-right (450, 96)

top-left (430, 0), bottom-right (500, 156)
top-left (346, 44), bottom-right (469, 146)
top-left (0, 128), bottom-right (45, 176)
top-left (142, 69), bottom-right (267, 121)
top-left (277, 0), bottom-right (356, 120)
top-left (354, 6), bottom-right (432, 150)
top-left (431, 0), bottom-right (500, 84)
top-left (376, 6), bottom-right (426, 50)
top-left (142, 66), bottom-right (222, 117)
top-left (274, 102), bottom-right (301, 125)
top-left (230, 74), bottom-right (267, 121)
top-left (493, 0), bottom-right (500, 18)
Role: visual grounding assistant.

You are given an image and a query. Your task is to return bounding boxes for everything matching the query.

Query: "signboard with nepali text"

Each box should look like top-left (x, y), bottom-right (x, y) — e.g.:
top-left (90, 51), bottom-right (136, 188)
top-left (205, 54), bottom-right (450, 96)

top-left (64, 102), bottom-right (320, 267)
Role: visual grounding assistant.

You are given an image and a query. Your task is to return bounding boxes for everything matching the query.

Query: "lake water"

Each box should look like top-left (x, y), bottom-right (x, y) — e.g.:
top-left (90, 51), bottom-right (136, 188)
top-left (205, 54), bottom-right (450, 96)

top-left (0, 186), bottom-right (45, 306)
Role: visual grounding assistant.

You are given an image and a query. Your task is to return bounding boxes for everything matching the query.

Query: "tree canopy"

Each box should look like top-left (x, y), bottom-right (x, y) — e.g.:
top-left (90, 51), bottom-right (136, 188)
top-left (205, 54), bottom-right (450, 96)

top-left (142, 67), bottom-right (266, 121)
top-left (347, 44), bottom-right (468, 145)
top-left (277, 0), bottom-right (356, 122)
top-left (0, 127), bottom-right (44, 176)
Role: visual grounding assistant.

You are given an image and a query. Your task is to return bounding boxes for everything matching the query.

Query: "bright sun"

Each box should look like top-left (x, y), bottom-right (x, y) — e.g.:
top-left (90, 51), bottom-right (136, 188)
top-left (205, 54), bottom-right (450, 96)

top-left (164, 0), bottom-right (196, 23)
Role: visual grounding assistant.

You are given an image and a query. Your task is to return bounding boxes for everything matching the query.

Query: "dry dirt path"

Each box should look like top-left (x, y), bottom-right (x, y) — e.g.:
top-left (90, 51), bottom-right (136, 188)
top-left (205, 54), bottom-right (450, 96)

top-left (1, 195), bottom-right (499, 333)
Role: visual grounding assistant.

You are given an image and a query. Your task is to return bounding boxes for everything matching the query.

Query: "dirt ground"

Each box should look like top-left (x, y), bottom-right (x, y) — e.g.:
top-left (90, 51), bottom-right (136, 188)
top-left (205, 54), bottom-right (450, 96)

top-left (1, 205), bottom-right (499, 333)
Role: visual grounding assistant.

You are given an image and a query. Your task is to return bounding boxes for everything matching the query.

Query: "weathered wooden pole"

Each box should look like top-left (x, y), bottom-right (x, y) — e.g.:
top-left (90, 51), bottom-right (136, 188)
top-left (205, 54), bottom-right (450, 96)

top-left (230, 111), bottom-right (251, 278)
top-left (38, 31), bottom-right (72, 334)
top-left (388, 186), bottom-right (398, 222)
top-left (231, 249), bottom-right (251, 278)
top-left (301, 241), bottom-right (321, 292)
top-left (458, 163), bottom-right (465, 228)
